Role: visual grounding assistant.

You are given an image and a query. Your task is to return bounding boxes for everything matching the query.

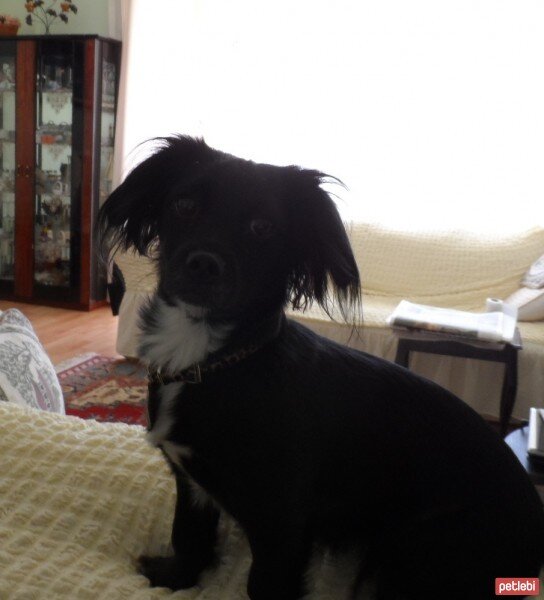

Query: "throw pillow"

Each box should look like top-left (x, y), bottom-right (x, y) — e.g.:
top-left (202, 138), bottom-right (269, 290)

top-left (0, 309), bottom-right (64, 413)
top-left (521, 253), bottom-right (544, 289)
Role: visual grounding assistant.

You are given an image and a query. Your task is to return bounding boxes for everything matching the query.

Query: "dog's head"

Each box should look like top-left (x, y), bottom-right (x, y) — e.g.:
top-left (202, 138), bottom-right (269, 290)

top-left (98, 136), bottom-right (360, 322)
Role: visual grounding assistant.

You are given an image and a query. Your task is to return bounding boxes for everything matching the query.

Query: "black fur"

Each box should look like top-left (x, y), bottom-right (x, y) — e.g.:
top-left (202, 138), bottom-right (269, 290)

top-left (98, 136), bottom-right (544, 600)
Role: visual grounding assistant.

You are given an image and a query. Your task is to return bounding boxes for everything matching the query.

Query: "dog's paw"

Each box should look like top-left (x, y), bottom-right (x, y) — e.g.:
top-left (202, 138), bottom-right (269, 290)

top-left (138, 555), bottom-right (199, 590)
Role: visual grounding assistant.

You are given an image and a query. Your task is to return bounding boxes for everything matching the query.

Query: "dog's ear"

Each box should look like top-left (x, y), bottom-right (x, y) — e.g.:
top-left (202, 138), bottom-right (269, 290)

top-left (97, 135), bottom-right (223, 259)
top-left (286, 169), bottom-right (361, 320)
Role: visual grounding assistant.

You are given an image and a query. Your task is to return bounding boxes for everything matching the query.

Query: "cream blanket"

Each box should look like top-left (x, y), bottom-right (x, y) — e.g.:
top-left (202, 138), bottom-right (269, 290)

top-left (0, 403), bottom-right (366, 600)
top-left (1, 404), bottom-right (542, 599)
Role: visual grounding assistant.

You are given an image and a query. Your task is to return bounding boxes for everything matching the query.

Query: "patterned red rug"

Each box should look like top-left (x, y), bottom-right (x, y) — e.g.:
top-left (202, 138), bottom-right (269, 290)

top-left (57, 354), bottom-right (148, 426)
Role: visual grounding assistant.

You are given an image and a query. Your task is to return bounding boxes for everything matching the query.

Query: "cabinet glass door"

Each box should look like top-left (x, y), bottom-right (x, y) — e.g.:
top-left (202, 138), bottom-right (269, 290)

top-left (34, 39), bottom-right (82, 298)
top-left (99, 52), bottom-right (116, 207)
top-left (0, 41), bottom-right (16, 288)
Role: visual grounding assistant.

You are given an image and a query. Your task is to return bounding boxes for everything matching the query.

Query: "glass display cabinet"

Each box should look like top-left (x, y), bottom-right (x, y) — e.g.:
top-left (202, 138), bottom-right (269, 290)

top-left (0, 35), bottom-right (121, 309)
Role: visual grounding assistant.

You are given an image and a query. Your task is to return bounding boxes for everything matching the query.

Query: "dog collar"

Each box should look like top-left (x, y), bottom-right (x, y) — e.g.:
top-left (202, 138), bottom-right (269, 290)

top-left (147, 342), bottom-right (264, 385)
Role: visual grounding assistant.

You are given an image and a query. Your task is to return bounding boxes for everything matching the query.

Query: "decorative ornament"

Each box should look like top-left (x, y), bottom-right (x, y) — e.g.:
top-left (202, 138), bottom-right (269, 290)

top-left (0, 15), bottom-right (21, 35)
top-left (45, 91), bottom-right (71, 113)
top-left (24, 0), bottom-right (78, 34)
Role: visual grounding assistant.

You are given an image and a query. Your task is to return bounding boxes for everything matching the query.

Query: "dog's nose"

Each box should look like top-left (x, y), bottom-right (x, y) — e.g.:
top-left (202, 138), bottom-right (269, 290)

top-left (185, 251), bottom-right (224, 283)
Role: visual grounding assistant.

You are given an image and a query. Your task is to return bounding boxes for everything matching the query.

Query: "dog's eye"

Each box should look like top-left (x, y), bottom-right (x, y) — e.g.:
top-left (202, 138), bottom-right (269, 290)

top-left (250, 218), bottom-right (275, 239)
top-left (174, 198), bottom-right (198, 219)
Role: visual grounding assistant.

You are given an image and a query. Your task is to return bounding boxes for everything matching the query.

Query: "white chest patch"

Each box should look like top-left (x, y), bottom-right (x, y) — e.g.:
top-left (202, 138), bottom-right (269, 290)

top-left (138, 297), bottom-right (232, 375)
top-left (141, 297), bottom-right (230, 476)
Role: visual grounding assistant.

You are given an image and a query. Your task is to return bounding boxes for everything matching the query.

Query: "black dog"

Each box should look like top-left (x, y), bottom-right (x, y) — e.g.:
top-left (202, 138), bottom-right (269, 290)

top-left (98, 136), bottom-right (543, 600)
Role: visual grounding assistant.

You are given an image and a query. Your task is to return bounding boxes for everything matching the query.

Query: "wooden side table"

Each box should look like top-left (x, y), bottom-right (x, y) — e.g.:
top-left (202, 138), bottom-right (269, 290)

top-left (394, 329), bottom-right (522, 438)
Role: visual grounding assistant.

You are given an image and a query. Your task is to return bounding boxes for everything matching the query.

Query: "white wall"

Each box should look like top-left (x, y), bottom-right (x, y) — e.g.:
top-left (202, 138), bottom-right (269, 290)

top-left (120, 0), bottom-right (544, 232)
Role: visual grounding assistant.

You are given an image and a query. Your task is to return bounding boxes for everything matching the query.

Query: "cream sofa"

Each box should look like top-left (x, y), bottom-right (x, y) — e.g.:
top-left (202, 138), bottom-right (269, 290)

top-left (112, 222), bottom-right (544, 423)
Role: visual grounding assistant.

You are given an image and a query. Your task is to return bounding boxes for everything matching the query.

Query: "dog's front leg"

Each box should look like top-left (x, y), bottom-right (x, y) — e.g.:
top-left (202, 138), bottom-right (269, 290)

top-left (139, 472), bottom-right (220, 590)
top-left (246, 525), bottom-right (313, 600)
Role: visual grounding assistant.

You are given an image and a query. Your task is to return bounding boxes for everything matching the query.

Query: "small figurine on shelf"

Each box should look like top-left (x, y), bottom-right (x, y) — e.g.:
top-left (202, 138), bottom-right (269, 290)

top-left (0, 61), bottom-right (15, 91)
top-left (42, 196), bottom-right (63, 218)
top-left (25, 0), bottom-right (78, 34)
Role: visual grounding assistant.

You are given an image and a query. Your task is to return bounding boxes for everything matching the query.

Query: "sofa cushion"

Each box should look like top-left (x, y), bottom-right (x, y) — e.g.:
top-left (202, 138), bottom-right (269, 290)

top-left (522, 253), bottom-right (544, 289)
top-left (0, 308), bottom-right (64, 414)
top-left (351, 223), bottom-right (544, 310)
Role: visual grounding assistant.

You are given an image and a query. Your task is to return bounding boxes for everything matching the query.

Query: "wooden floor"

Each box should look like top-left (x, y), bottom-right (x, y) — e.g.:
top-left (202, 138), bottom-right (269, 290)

top-left (0, 300), bottom-right (120, 366)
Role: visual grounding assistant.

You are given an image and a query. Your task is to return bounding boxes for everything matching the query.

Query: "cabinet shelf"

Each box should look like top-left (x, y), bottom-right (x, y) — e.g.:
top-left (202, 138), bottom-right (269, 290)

top-left (43, 89), bottom-right (73, 95)
top-left (36, 141), bottom-right (72, 148)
